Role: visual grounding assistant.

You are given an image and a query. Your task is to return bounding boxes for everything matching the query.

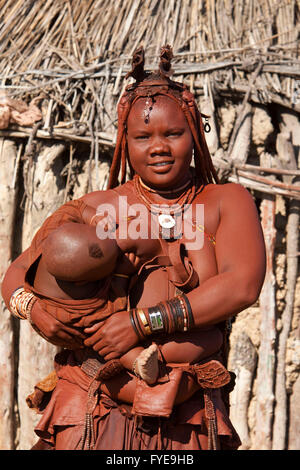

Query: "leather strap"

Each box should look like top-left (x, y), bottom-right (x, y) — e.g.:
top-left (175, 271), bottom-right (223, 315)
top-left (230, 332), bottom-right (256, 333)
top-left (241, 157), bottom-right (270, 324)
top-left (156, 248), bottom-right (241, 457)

top-left (159, 239), bottom-right (199, 291)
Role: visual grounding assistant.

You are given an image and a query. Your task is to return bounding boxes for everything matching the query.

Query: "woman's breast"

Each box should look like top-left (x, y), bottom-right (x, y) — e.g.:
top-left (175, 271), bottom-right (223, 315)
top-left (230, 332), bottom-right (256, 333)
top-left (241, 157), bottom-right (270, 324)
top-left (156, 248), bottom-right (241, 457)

top-left (130, 238), bottom-right (218, 308)
top-left (130, 267), bottom-right (170, 308)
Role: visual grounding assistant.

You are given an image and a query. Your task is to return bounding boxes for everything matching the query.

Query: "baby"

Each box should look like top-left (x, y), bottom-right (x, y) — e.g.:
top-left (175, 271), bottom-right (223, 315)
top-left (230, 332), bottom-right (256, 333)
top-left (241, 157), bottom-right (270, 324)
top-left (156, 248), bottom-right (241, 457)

top-left (31, 205), bottom-right (223, 385)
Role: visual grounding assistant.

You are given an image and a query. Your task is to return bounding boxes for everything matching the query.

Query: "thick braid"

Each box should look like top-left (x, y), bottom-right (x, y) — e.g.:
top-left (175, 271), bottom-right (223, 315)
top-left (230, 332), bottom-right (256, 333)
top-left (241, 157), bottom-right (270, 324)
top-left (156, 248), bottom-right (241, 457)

top-left (181, 103), bottom-right (209, 184)
top-left (181, 88), bottom-right (218, 184)
top-left (107, 97), bottom-right (131, 189)
top-left (195, 106), bottom-right (219, 184)
top-left (120, 134), bottom-right (127, 184)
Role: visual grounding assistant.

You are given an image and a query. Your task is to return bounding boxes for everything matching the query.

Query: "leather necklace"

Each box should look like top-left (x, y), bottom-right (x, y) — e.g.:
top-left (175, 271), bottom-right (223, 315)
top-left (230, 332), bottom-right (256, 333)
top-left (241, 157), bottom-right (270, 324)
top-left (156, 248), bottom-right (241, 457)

top-left (138, 176), bottom-right (192, 195)
top-left (133, 174), bottom-right (200, 239)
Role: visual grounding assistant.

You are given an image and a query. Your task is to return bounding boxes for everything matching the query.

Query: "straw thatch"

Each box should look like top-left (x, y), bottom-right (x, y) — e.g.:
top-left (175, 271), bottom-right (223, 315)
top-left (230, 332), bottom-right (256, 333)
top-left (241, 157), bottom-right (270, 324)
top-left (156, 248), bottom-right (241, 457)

top-left (0, 0), bottom-right (299, 451)
top-left (1, 0), bottom-right (300, 197)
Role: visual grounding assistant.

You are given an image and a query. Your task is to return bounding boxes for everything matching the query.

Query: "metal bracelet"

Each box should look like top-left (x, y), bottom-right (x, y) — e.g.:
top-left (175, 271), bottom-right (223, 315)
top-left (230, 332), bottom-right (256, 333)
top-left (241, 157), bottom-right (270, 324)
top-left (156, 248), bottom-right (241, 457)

top-left (129, 310), bottom-right (142, 340)
top-left (148, 307), bottom-right (164, 332)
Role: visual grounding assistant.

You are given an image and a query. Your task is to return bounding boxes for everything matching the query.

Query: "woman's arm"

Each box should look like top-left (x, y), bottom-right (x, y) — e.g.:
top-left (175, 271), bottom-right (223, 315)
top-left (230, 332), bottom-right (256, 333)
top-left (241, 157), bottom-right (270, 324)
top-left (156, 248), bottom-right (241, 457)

top-left (1, 248), bottom-right (30, 307)
top-left (1, 250), bottom-right (86, 348)
top-left (188, 183), bottom-right (266, 327)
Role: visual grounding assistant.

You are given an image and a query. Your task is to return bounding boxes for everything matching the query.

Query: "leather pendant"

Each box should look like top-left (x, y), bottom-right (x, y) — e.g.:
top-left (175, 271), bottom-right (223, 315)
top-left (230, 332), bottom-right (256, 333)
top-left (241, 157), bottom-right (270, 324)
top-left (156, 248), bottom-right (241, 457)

top-left (158, 214), bottom-right (176, 229)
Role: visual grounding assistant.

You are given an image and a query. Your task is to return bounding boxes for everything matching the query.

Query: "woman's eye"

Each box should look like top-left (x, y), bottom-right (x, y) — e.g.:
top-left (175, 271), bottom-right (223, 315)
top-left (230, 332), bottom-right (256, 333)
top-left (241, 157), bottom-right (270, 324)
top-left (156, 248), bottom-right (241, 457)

top-left (135, 135), bottom-right (149, 140)
top-left (168, 132), bottom-right (181, 137)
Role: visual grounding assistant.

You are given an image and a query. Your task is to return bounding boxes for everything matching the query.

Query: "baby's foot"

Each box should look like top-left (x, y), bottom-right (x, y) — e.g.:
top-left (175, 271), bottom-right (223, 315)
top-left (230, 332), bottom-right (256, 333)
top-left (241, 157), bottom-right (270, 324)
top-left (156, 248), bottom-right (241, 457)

top-left (134, 344), bottom-right (159, 385)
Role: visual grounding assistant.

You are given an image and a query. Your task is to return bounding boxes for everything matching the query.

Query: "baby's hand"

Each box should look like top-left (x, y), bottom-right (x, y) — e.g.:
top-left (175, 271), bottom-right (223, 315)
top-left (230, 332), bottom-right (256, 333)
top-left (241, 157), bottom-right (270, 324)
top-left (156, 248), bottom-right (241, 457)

top-left (82, 204), bottom-right (117, 233)
top-left (113, 251), bottom-right (141, 277)
top-left (81, 204), bottom-right (96, 224)
top-left (125, 251), bottom-right (141, 269)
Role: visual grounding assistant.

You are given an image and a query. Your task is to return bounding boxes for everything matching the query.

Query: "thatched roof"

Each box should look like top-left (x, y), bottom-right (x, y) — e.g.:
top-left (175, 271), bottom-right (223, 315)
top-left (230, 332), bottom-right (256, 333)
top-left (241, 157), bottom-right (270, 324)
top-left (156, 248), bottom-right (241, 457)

top-left (0, 0), bottom-right (299, 198)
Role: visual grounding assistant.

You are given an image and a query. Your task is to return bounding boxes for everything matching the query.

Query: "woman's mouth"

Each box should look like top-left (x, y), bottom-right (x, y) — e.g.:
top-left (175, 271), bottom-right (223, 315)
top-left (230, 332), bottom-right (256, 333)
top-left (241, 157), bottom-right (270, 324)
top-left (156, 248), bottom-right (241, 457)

top-left (148, 160), bottom-right (174, 172)
top-left (151, 162), bottom-right (171, 167)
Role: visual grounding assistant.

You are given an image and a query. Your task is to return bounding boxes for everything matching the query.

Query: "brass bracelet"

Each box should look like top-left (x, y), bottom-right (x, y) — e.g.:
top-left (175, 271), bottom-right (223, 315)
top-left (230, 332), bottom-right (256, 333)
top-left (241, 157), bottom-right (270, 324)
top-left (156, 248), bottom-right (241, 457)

top-left (137, 309), bottom-right (152, 336)
top-left (9, 287), bottom-right (37, 320)
top-left (133, 309), bottom-right (147, 339)
top-left (9, 287), bottom-right (27, 319)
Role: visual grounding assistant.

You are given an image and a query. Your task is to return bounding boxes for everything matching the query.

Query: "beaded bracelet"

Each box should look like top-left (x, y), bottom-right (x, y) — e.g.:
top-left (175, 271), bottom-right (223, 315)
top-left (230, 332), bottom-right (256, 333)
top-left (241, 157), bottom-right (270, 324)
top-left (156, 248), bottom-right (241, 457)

top-left (180, 294), bottom-right (194, 329)
top-left (9, 287), bottom-right (38, 320)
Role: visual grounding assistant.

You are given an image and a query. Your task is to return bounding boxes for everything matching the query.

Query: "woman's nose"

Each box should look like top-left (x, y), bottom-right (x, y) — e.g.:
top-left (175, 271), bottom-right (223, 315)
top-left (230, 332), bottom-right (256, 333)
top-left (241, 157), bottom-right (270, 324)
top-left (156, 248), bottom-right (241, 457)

top-left (149, 136), bottom-right (170, 155)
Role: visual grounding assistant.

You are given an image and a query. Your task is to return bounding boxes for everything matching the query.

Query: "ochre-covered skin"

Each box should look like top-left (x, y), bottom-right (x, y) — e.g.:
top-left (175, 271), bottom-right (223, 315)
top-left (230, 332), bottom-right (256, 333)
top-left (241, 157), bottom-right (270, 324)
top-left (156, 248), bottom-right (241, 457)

top-left (1, 46), bottom-right (266, 450)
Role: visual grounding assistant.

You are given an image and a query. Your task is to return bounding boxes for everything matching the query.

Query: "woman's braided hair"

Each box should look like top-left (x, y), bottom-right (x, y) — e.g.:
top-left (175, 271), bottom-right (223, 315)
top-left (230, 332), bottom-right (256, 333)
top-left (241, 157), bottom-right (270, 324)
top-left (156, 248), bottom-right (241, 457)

top-left (107, 45), bottom-right (219, 189)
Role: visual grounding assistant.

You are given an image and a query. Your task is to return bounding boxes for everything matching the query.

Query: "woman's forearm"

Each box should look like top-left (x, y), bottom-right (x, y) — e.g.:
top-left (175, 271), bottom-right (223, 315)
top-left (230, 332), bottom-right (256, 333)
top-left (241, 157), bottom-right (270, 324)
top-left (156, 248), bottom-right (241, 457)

top-left (1, 249), bottom-right (30, 307)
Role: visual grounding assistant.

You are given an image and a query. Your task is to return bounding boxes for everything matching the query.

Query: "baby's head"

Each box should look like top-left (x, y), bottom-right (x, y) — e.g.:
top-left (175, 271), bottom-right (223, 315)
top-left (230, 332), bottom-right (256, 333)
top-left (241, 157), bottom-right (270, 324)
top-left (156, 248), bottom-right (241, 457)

top-left (108, 45), bottom-right (218, 190)
top-left (43, 222), bottom-right (119, 282)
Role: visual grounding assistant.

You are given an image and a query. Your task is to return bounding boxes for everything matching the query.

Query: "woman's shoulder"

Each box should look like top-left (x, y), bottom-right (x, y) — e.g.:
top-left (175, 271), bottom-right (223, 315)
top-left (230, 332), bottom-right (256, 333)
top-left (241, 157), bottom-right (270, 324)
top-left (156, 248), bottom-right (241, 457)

top-left (201, 181), bottom-right (253, 203)
top-left (196, 182), bottom-right (256, 226)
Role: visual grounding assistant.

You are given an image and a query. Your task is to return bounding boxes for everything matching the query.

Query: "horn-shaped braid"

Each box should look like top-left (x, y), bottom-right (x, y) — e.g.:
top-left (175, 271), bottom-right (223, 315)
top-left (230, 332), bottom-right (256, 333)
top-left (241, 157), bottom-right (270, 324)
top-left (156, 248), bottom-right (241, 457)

top-left (159, 44), bottom-right (174, 78)
top-left (125, 46), bottom-right (147, 82)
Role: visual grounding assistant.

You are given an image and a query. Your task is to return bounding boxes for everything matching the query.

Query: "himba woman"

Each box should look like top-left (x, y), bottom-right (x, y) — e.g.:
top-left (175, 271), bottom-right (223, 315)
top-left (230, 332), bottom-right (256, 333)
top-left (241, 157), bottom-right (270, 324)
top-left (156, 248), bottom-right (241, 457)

top-left (1, 46), bottom-right (266, 450)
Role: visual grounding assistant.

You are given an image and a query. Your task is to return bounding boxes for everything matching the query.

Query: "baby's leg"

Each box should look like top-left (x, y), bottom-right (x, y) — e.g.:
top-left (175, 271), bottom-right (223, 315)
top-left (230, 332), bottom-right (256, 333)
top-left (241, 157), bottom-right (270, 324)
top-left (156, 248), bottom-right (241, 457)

top-left (120, 345), bottom-right (159, 385)
top-left (119, 327), bottom-right (223, 385)
top-left (158, 327), bottom-right (223, 365)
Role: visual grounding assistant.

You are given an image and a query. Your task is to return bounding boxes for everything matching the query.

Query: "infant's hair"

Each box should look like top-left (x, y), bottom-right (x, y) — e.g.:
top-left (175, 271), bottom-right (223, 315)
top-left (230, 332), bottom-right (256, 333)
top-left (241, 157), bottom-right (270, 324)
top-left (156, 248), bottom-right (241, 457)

top-left (108, 45), bottom-right (219, 189)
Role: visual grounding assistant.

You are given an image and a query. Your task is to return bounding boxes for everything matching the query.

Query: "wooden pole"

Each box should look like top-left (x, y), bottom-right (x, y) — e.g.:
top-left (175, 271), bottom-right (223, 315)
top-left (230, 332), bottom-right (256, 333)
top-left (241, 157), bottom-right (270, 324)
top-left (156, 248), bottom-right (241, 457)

top-left (0, 138), bottom-right (20, 449)
top-left (272, 116), bottom-right (300, 449)
top-left (229, 332), bottom-right (257, 449)
top-left (272, 197), bottom-right (299, 449)
top-left (254, 194), bottom-right (277, 449)
top-left (17, 142), bottom-right (66, 449)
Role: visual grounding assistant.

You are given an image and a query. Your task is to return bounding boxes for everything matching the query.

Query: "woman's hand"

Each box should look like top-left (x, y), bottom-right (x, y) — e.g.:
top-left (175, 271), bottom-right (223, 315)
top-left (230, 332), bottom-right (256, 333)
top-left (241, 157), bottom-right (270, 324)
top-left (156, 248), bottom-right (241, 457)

top-left (83, 310), bottom-right (140, 360)
top-left (30, 300), bottom-right (86, 349)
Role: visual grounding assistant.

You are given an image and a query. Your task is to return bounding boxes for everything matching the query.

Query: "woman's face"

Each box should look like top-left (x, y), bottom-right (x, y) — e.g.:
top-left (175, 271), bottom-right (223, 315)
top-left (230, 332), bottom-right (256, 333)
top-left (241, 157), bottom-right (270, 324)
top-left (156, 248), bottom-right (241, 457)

top-left (126, 95), bottom-right (194, 190)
